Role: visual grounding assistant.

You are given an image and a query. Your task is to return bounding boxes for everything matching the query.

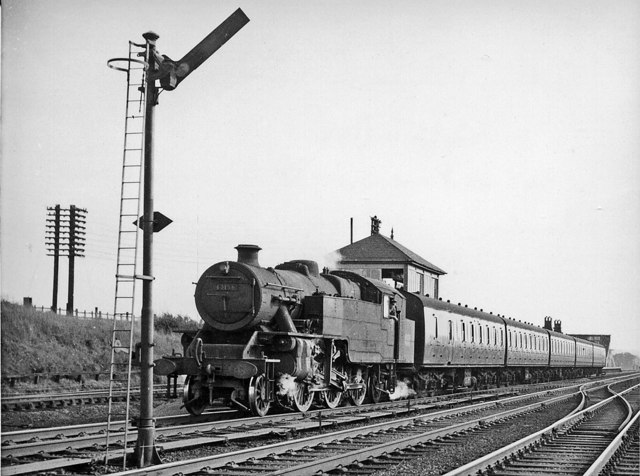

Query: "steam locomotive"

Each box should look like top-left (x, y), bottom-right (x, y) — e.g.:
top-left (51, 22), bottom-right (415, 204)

top-left (155, 244), bottom-right (606, 416)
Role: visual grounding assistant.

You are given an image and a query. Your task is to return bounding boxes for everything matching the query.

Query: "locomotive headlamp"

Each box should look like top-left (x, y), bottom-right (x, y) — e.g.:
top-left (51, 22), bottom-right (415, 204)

top-left (219, 262), bottom-right (230, 275)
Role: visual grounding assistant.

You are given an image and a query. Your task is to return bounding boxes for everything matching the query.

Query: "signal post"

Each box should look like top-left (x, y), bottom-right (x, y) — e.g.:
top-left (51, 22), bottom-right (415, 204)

top-left (128, 10), bottom-right (250, 467)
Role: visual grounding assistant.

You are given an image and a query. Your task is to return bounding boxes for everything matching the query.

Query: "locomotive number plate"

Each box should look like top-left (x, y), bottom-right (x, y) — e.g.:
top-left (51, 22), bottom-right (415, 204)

top-left (216, 283), bottom-right (239, 291)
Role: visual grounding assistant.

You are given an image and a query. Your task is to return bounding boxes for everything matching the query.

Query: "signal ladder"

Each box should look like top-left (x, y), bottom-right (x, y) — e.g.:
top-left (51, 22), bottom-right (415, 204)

top-left (105, 40), bottom-right (148, 469)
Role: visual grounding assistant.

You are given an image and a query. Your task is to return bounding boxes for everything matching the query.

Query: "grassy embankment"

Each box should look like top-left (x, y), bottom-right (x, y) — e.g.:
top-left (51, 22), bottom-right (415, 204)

top-left (1, 300), bottom-right (196, 393)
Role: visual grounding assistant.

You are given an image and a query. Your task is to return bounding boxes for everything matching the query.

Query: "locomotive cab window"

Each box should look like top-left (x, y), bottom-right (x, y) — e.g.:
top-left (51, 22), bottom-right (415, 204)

top-left (383, 295), bottom-right (397, 319)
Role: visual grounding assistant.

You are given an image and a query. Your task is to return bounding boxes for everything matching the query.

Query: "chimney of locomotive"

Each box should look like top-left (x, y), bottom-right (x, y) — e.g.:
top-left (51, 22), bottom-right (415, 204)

top-left (235, 244), bottom-right (261, 267)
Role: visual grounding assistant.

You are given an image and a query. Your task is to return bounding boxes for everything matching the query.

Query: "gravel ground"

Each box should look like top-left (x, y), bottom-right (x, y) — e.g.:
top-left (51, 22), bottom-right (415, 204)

top-left (372, 396), bottom-right (580, 475)
top-left (1, 402), bottom-right (141, 431)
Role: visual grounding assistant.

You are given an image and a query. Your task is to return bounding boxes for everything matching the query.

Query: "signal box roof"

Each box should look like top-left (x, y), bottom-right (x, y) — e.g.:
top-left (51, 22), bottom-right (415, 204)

top-left (336, 233), bottom-right (446, 275)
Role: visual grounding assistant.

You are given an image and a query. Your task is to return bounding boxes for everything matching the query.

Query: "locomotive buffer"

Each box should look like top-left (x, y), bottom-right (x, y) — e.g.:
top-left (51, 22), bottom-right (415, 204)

top-left (114, 9), bottom-right (249, 468)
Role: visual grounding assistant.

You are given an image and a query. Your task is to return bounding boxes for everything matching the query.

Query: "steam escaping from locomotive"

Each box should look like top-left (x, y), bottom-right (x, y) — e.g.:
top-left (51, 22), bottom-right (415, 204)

top-left (389, 380), bottom-right (416, 400)
top-left (277, 374), bottom-right (298, 398)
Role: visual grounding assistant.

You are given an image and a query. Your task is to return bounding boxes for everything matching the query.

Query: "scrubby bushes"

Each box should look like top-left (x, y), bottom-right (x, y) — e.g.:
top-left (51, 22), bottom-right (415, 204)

top-left (154, 312), bottom-right (200, 333)
top-left (0, 300), bottom-right (194, 377)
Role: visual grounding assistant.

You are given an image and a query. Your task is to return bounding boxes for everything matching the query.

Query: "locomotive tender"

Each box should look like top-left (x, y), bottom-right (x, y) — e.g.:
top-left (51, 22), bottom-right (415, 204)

top-left (155, 244), bottom-right (606, 416)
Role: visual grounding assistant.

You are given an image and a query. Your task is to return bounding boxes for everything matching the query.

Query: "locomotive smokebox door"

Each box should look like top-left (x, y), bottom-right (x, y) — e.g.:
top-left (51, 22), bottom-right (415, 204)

top-left (195, 262), bottom-right (261, 331)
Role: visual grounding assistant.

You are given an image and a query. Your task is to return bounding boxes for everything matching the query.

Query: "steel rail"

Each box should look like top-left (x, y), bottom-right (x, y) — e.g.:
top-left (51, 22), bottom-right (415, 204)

top-left (104, 381), bottom-right (589, 475)
top-left (443, 382), bottom-right (639, 476)
top-left (582, 386), bottom-right (640, 475)
top-left (0, 380), bottom-right (573, 473)
top-left (1, 376), bottom-right (634, 475)
top-left (1, 407), bottom-right (239, 446)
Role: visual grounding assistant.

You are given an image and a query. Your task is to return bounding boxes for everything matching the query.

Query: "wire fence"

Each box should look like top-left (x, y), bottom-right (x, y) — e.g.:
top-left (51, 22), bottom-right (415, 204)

top-left (29, 305), bottom-right (136, 321)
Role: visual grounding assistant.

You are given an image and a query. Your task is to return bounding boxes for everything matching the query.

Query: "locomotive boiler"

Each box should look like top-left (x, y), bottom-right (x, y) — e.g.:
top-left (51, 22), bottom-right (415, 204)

top-left (155, 244), bottom-right (410, 415)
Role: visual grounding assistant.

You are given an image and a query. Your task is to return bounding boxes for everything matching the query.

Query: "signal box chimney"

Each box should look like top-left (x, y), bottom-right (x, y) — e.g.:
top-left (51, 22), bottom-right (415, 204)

top-left (371, 215), bottom-right (381, 235)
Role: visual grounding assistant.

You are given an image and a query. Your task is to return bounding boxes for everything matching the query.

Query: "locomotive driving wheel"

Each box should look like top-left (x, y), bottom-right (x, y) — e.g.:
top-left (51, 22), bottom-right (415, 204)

top-left (322, 360), bottom-right (344, 409)
top-left (369, 367), bottom-right (383, 403)
top-left (293, 381), bottom-right (314, 412)
top-left (347, 367), bottom-right (367, 406)
top-left (248, 374), bottom-right (271, 417)
top-left (183, 375), bottom-right (208, 416)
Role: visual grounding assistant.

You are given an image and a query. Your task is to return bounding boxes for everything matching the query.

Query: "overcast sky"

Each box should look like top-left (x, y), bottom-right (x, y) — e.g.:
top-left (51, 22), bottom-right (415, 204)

top-left (2, 0), bottom-right (639, 353)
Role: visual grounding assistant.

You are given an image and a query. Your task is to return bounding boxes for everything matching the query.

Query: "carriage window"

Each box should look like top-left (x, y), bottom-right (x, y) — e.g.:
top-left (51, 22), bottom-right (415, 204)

top-left (501, 329), bottom-right (504, 347)
top-left (471, 324), bottom-right (475, 342)
top-left (509, 330), bottom-right (512, 347)
top-left (461, 321), bottom-right (466, 342)
top-left (433, 314), bottom-right (438, 338)
top-left (448, 320), bottom-right (453, 341)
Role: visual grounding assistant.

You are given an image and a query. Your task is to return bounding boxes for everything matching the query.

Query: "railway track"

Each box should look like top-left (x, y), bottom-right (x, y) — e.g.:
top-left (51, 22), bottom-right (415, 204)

top-left (1, 375), bottom-right (635, 475)
top-left (446, 381), bottom-right (640, 476)
top-left (0, 377), bottom-right (624, 476)
top-left (1, 385), bottom-right (169, 411)
top-left (101, 379), bottom-right (606, 475)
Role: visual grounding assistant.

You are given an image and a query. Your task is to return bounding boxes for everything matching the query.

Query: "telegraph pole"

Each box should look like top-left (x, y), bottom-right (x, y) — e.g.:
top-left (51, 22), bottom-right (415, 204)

top-left (46, 205), bottom-right (86, 314)
top-left (46, 205), bottom-right (61, 311)
top-left (66, 205), bottom-right (86, 315)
